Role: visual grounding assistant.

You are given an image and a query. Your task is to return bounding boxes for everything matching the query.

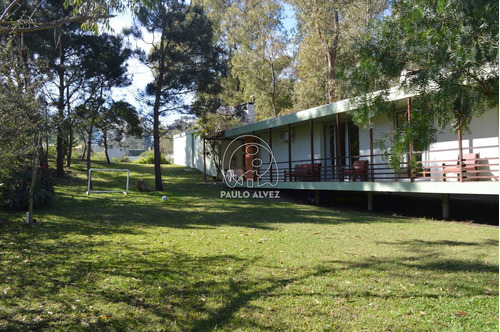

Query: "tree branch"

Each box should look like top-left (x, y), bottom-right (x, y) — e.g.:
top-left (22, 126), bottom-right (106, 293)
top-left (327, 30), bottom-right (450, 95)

top-left (0, 0), bottom-right (22, 23)
top-left (463, 68), bottom-right (499, 96)
top-left (0, 14), bottom-right (114, 34)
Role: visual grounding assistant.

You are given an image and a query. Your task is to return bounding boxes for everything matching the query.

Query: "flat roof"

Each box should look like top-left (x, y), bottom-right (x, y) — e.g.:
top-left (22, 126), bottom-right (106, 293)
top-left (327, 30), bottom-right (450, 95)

top-left (225, 87), bottom-right (416, 137)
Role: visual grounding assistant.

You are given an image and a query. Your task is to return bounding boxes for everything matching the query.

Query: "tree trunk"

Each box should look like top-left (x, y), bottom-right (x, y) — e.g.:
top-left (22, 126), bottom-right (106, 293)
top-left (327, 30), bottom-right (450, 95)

top-left (270, 62), bottom-right (278, 117)
top-left (458, 126), bottom-right (463, 182)
top-left (326, 10), bottom-right (340, 103)
top-left (82, 142), bottom-right (87, 160)
top-left (103, 129), bottom-right (111, 164)
top-left (28, 134), bottom-right (40, 225)
top-left (86, 121), bottom-right (93, 172)
top-left (39, 140), bottom-right (48, 177)
top-left (152, 33), bottom-right (166, 192)
top-left (66, 84), bottom-right (73, 168)
top-left (45, 133), bottom-right (49, 166)
top-left (153, 101), bottom-right (163, 191)
top-left (56, 30), bottom-right (65, 177)
top-left (67, 121), bottom-right (73, 167)
top-left (28, 159), bottom-right (37, 225)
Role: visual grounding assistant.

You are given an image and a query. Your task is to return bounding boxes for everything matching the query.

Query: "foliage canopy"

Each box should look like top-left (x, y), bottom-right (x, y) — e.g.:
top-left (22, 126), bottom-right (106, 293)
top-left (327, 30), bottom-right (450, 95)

top-left (341, 0), bottom-right (498, 166)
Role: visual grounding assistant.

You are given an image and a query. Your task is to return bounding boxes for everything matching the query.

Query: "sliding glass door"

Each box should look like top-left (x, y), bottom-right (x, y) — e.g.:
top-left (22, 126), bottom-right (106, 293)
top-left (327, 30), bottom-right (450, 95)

top-left (324, 118), bottom-right (359, 179)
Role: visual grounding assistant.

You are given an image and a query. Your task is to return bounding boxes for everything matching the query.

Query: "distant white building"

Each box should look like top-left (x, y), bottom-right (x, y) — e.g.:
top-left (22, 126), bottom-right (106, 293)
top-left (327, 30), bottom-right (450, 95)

top-left (91, 145), bottom-right (127, 160)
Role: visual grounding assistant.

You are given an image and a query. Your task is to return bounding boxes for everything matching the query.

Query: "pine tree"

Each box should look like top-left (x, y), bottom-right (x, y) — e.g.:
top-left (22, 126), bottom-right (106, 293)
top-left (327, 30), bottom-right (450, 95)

top-left (128, 0), bottom-right (224, 191)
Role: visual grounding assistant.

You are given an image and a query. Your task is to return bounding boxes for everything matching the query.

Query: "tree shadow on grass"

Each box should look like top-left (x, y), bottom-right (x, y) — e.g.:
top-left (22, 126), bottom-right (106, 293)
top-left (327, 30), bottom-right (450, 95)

top-left (378, 239), bottom-right (499, 248)
top-left (0, 177), bottom-right (417, 243)
top-left (0, 244), bottom-right (251, 329)
top-left (320, 236), bottom-right (498, 303)
top-left (0, 223), bottom-right (497, 330)
top-left (0, 239), bottom-right (337, 331)
top-left (0, 164), bottom-right (497, 330)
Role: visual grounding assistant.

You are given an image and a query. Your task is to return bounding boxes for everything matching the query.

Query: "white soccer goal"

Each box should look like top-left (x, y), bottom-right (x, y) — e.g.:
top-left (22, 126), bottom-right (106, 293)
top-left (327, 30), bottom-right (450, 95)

top-left (86, 169), bottom-right (130, 195)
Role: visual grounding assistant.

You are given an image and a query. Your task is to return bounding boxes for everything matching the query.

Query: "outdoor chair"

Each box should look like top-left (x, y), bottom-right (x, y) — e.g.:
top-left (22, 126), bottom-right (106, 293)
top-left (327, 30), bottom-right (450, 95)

top-left (342, 160), bottom-right (369, 181)
top-left (442, 153), bottom-right (479, 181)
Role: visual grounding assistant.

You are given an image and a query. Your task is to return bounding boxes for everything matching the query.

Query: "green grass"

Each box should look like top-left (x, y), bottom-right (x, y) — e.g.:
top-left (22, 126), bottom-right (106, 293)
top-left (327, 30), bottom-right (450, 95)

top-left (0, 160), bottom-right (498, 331)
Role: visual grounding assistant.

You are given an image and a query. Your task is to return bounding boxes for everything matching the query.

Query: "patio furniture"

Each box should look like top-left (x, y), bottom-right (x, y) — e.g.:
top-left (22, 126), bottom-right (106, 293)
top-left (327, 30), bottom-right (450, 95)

top-left (442, 153), bottom-right (479, 181)
top-left (343, 160), bottom-right (369, 181)
top-left (284, 163), bottom-right (321, 182)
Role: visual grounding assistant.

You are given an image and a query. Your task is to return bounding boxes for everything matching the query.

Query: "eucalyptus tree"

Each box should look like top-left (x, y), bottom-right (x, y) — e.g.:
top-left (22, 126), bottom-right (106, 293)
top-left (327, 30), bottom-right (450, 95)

top-left (196, 0), bottom-right (294, 119)
top-left (127, 0), bottom-right (224, 191)
top-left (0, 1), bottom-right (51, 223)
top-left (225, 0), bottom-right (294, 119)
top-left (289, 0), bottom-right (388, 108)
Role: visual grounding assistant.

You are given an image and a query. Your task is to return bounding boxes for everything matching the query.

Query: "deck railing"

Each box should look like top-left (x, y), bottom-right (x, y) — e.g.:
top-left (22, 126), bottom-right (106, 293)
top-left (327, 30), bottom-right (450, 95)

top-left (248, 144), bottom-right (499, 184)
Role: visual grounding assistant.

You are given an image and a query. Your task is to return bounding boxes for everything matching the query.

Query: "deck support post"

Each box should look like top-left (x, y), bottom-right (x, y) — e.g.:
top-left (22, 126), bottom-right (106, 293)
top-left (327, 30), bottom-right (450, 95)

top-left (442, 194), bottom-right (450, 219)
top-left (269, 128), bottom-right (273, 182)
top-left (367, 192), bottom-right (373, 212)
top-left (458, 128), bottom-right (464, 182)
top-left (310, 119), bottom-right (315, 180)
top-left (336, 114), bottom-right (342, 181)
top-left (203, 138), bottom-right (207, 183)
top-left (288, 124), bottom-right (292, 181)
top-left (369, 116), bottom-right (374, 182)
top-left (408, 98), bottom-right (414, 182)
top-left (315, 190), bottom-right (321, 205)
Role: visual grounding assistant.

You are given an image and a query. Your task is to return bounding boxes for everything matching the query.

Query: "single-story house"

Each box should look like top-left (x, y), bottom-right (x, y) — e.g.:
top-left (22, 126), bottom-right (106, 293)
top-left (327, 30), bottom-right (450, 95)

top-left (174, 89), bottom-right (498, 218)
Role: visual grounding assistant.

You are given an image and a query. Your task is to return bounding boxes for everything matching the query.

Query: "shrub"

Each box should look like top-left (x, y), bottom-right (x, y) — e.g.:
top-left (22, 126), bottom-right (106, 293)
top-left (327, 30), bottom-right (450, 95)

top-left (0, 171), bottom-right (55, 212)
top-left (114, 155), bottom-right (130, 163)
top-left (72, 149), bottom-right (84, 160)
top-left (134, 151), bottom-right (170, 164)
top-left (47, 145), bottom-right (58, 159)
top-left (92, 151), bottom-right (108, 161)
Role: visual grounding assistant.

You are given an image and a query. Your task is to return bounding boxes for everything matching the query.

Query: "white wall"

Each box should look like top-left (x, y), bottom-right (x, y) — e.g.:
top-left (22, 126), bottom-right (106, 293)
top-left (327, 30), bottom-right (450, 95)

top-left (173, 132), bottom-right (217, 177)
top-left (257, 124), bottom-right (323, 179)
top-left (427, 107), bottom-right (499, 181)
top-left (173, 132), bottom-right (188, 166)
top-left (358, 107), bottom-right (499, 181)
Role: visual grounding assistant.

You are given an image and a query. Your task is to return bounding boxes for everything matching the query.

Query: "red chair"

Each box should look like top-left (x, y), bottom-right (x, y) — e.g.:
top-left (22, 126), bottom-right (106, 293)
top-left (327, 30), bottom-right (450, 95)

top-left (343, 160), bottom-right (369, 181)
top-left (284, 163), bottom-right (321, 182)
top-left (442, 153), bottom-right (479, 181)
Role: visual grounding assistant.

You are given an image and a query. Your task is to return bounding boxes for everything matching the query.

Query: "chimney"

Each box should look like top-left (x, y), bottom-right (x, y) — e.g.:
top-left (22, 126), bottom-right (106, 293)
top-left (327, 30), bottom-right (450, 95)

top-left (243, 102), bottom-right (255, 124)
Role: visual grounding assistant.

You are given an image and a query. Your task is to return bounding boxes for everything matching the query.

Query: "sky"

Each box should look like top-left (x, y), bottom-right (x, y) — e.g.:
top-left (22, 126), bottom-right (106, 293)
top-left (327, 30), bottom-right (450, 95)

top-left (107, 3), bottom-right (297, 127)
top-left (107, 12), bottom-right (158, 121)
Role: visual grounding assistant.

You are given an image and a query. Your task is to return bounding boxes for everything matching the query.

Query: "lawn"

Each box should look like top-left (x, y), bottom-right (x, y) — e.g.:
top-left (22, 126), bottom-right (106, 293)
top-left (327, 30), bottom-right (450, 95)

top-left (0, 161), bottom-right (498, 331)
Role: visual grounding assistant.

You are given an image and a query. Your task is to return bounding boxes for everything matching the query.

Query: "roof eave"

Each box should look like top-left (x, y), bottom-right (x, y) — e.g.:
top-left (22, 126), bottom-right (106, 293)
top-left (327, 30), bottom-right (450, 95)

top-left (224, 87), bottom-right (418, 138)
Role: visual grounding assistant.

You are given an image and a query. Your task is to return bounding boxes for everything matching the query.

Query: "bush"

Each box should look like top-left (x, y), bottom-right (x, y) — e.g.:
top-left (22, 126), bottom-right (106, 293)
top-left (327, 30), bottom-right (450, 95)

top-left (72, 149), bottom-right (84, 160)
top-left (0, 171), bottom-right (55, 212)
top-left (47, 145), bottom-right (58, 159)
top-left (114, 155), bottom-right (130, 163)
top-left (92, 151), bottom-right (108, 161)
top-left (134, 151), bottom-right (170, 164)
